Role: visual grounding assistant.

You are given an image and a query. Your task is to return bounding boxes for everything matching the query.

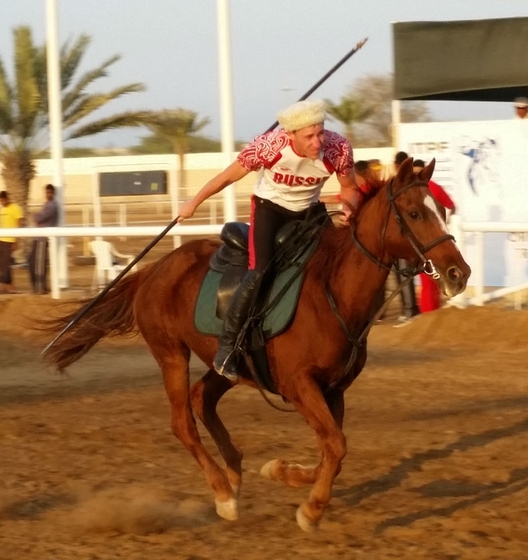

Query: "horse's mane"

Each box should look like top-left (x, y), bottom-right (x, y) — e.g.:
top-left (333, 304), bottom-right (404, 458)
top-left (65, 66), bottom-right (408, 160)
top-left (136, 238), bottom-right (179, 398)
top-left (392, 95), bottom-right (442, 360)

top-left (309, 179), bottom-right (390, 281)
top-left (308, 225), bottom-right (354, 282)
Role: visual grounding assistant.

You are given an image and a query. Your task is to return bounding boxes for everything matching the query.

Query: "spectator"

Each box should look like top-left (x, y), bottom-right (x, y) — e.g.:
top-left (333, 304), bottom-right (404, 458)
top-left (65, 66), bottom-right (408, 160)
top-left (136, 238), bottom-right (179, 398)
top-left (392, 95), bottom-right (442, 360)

top-left (513, 97), bottom-right (528, 120)
top-left (392, 152), bottom-right (420, 326)
top-left (28, 184), bottom-right (59, 294)
top-left (412, 159), bottom-right (456, 313)
top-left (0, 191), bottom-right (24, 294)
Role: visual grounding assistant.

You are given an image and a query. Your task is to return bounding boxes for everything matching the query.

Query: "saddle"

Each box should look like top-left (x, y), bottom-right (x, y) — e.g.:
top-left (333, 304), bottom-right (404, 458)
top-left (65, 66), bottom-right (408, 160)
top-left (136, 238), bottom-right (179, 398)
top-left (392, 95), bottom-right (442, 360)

top-left (194, 203), bottom-right (331, 393)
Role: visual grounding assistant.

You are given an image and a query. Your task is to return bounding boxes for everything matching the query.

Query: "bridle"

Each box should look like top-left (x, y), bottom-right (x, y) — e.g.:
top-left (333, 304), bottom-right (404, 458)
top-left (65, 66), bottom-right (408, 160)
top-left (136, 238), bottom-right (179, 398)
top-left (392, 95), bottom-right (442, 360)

top-left (352, 178), bottom-right (455, 279)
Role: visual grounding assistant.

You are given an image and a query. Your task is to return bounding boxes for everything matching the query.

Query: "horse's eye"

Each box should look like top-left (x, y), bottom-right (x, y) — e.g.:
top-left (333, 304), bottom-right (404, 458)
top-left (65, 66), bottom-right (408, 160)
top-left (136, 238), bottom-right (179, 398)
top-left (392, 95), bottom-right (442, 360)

top-left (408, 211), bottom-right (420, 221)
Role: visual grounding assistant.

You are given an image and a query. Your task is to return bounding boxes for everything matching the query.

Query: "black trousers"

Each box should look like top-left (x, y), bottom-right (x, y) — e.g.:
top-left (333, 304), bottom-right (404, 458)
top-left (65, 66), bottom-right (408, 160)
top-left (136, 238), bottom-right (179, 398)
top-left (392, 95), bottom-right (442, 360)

top-left (28, 239), bottom-right (49, 292)
top-left (249, 196), bottom-right (308, 272)
top-left (395, 258), bottom-right (420, 318)
top-left (0, 241), bottom-right (14, 284)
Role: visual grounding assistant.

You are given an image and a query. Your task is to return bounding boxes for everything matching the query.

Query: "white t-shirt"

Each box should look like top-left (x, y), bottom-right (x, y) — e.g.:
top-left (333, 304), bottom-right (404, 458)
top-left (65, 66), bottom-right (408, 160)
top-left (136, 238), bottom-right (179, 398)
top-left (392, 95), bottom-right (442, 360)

top-left (237, 129), bottom-right (353, 212)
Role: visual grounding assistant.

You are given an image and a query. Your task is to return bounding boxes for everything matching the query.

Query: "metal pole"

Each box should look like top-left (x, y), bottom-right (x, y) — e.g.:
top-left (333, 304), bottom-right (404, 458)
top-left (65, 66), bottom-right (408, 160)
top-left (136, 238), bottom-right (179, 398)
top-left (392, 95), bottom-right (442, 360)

top-left (217, 0), bottom-right (237, 222)
top-left (391, 99), bottom-right (401, 149)
top-left (45, 0), bottom-right (68, 289)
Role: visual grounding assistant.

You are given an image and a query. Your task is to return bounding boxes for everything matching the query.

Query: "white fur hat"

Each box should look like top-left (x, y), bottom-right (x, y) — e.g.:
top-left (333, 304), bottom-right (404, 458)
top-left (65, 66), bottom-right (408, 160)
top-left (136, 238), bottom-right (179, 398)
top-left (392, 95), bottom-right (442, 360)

top-left (277, 99), bottom-right (326, 132)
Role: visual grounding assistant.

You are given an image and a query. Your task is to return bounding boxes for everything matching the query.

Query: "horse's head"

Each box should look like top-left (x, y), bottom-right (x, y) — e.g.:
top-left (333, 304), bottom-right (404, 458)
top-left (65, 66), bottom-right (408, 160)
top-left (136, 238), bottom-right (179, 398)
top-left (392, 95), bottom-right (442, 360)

top-left (379, 157), bottom-right (470, 297)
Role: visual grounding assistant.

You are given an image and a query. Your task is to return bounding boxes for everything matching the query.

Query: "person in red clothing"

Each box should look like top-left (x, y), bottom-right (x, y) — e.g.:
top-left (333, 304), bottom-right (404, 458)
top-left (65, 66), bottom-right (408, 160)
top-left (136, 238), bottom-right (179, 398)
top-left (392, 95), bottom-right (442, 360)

top-left (413, 159), bottom-right (456, 313)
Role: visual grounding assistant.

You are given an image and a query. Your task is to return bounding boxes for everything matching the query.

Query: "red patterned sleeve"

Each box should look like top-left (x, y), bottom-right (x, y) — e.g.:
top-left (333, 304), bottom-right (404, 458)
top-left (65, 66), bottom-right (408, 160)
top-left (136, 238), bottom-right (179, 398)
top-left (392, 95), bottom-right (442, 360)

top-left (323, 131), bottom-right (354, 177)
top-left (237, 130), bottom-right (289, 171)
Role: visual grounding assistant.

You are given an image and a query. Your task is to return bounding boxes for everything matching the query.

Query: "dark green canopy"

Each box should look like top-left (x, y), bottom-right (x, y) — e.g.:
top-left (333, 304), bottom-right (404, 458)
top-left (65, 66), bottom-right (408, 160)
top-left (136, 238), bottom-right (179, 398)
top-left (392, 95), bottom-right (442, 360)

top-left (393, 17), bottom-right (528, 102)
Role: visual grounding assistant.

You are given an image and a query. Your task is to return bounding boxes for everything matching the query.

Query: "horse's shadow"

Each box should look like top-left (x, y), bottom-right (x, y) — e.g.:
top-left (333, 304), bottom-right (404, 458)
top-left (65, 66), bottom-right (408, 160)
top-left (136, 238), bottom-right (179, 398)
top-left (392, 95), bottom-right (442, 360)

top-left (333, 413), bottom-right (528, 533)
top-left (367, 347), bottom-right (461, 367)
top-left (374, 466), bottom-right (528, 534)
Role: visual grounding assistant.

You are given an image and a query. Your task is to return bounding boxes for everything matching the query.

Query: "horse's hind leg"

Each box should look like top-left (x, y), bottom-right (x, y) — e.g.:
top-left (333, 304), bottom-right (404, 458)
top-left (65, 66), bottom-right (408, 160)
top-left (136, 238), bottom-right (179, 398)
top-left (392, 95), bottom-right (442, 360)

top-left (161, 352), bottom-right (238, 521)
top-left (260, 389), bottom-right (345, 487)
top-left (190, 370), bottom-right (243, 496)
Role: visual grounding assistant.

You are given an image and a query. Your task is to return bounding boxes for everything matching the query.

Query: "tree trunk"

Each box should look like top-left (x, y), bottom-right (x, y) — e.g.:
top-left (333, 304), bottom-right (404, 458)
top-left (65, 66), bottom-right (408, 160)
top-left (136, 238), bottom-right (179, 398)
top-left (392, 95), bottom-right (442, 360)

top-left (0, 149), bottom-right (36, 217)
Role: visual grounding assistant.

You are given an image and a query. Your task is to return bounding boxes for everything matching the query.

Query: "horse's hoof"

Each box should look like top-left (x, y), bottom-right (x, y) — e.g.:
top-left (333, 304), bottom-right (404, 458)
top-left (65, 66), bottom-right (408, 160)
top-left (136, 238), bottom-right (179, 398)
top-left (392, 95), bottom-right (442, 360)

top-left (296, 506), bottom-right (319, 533)
top-left (260, 459), bottom-right (279, 480)
top-left (215, 497), bottom-right (239, 521)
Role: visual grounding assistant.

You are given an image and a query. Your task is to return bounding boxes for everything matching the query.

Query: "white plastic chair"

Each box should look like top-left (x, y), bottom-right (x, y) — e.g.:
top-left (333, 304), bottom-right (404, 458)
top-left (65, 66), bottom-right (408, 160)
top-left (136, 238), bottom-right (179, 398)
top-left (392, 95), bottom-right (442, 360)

top-left (89, 240), bottom-right (134, 291)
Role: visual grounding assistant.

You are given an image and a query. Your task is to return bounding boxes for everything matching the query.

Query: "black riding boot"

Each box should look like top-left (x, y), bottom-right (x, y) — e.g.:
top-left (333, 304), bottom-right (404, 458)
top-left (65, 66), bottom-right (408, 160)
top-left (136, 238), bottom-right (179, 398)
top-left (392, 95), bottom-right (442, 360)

top-left (213, 270), bottom-right (262, 381)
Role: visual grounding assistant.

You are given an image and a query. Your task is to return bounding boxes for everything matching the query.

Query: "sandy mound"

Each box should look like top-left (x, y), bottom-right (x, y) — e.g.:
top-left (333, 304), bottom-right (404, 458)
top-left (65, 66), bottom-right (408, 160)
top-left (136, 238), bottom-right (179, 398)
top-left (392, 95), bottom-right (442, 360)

top-left (370, 304), bottom-right (528, 351)
top-left (1, 294), bottom-right (526, 352)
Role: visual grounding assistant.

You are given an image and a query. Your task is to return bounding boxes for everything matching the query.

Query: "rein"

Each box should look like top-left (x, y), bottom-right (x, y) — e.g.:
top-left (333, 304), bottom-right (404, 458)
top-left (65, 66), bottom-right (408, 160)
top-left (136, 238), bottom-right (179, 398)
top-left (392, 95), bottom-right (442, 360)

top-left (324, 274), bottom-right (414, 392)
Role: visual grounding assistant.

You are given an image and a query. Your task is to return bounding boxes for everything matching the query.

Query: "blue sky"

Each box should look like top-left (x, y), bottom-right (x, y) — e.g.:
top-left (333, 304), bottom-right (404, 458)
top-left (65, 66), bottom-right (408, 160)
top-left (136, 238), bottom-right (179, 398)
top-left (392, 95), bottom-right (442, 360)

top-left (2, 0), bottom-right (528, 148)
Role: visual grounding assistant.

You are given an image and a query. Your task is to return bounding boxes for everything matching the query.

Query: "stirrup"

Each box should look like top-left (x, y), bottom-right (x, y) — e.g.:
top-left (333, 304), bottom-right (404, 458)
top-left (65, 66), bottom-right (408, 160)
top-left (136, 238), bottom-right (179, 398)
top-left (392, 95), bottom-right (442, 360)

top-left (213, 352), bottom-right (239, 382)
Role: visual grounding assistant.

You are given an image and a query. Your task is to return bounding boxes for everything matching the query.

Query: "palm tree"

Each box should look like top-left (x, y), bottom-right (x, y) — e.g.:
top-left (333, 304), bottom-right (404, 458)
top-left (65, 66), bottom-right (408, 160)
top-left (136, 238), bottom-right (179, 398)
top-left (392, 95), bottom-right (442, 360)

top-left (143, 109), bottom-right (211, 197)
top-left (346, 74), bottom-right (430, 146)
top-left (0, 26), bottom-right (152, 208)
top-left (324, 95), bottom-right (376, 145)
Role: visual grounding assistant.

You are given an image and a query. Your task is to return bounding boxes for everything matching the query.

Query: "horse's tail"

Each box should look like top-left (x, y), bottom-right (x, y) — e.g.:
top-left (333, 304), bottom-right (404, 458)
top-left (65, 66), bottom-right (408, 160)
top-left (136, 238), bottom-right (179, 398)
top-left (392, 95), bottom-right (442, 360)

top-left (42, 267), bottom-right (150, 372)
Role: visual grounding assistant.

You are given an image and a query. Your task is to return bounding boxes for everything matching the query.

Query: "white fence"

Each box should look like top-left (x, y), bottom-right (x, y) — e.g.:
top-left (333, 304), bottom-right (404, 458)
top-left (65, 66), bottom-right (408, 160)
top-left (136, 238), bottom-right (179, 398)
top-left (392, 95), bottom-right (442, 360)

top-left (448, 217), bottom-right (528, 309)
top-left (3, 224), bottom-right (223, 299)
top-left (3, 219), bottom-right (528, 307)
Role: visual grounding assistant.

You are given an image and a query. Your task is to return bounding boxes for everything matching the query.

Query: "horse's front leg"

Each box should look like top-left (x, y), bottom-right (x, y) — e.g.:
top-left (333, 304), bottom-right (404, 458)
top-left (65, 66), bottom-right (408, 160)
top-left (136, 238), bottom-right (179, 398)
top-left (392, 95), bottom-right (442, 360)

top-left (162, 356), bottom-right (238, 522)
top-left (260, 388), bottom-right (345, 488)
top-left (272, 376), bottom-right (347, 532)
top-left (190, 370), bottom-right (243, 517)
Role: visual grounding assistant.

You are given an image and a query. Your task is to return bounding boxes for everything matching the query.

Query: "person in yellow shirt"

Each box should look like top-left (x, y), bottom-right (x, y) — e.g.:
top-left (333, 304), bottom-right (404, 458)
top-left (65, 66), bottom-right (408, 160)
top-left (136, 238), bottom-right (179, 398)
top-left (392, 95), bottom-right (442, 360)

top-left (0, 191), bottom-right (24, 294)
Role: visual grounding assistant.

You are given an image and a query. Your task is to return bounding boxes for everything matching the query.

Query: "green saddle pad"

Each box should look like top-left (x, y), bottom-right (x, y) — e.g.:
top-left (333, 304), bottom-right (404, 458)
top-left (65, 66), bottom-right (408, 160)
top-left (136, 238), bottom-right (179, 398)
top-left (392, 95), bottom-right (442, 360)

top-left (194, 263), bottom-right (305, 339)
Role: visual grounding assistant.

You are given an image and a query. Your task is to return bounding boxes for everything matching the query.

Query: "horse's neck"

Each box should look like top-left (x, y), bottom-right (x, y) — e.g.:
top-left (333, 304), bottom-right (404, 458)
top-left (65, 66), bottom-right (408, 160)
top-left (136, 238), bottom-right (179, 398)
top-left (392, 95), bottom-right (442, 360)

top-left (327, 198), bottom-right (391, 323)
top-left (354, 194), bottom-right (390, 264)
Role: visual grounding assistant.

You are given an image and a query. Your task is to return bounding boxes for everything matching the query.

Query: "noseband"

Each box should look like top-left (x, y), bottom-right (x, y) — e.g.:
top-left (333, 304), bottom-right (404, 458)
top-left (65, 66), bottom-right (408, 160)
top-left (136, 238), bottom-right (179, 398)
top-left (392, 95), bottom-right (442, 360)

top-left (352, 178), bottom-right (455, 278)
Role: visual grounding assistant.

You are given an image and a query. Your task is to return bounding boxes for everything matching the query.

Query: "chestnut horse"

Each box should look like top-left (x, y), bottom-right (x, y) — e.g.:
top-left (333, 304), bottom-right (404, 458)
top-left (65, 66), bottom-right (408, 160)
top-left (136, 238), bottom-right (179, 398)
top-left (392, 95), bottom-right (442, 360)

top-left (43, 158), bottom-right (470, 532)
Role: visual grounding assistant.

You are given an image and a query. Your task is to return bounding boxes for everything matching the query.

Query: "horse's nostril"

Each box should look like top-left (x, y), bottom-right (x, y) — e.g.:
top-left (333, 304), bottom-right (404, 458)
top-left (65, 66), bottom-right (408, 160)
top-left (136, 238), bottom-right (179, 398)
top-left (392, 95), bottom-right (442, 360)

top-left (448, 266), bottom-right (462, 283)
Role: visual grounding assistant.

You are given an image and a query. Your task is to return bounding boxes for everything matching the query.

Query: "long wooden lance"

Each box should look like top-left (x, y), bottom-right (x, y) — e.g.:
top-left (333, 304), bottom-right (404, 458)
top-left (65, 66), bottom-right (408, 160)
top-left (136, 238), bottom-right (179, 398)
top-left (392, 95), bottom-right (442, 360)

top-left (41, 37), bottom-right (369, 356)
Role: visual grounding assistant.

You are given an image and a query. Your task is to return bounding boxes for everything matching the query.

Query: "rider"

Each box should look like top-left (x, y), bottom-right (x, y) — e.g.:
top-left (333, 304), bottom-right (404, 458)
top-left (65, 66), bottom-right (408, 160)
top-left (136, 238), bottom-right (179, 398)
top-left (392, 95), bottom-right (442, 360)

top-left (177, 99), bottom-right (361, 381)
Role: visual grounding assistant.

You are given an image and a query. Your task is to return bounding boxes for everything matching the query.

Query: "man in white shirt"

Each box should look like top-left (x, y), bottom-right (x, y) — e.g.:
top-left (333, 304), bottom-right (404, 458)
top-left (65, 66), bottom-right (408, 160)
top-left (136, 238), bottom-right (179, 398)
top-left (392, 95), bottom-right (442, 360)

top-left (178, 99), bottom-right (361, 380)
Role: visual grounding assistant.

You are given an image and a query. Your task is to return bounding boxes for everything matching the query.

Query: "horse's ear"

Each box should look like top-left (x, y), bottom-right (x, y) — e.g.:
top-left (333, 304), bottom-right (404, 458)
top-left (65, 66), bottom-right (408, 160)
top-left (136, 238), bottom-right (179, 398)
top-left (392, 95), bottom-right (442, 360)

top-left (420, 158), bottom-right (435, 182)
top-left (397, 157), bottom-right (414, 185)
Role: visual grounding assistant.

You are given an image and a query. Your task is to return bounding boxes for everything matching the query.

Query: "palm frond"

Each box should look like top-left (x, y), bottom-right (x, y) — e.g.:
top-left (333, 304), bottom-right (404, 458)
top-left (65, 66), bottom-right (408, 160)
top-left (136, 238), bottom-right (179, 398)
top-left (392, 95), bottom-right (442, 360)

top-left (13, 27), bottom-right (40, 137)
top-left (0, 59), bottom-right (14, 133)
top-left (61, 60), bottom-right (129, 114)
top-left (66, 110), bottom-right (154, 139)
top-left (63, 83), bottom-right (146, 127)
top-left (59, 33), bottom-right (91, 90)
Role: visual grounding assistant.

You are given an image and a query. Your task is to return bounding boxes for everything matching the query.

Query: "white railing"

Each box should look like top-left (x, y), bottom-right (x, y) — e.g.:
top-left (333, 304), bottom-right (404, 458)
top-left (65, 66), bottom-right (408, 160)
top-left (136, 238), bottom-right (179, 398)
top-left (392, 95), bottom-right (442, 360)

top-left (448, 216), bottom-right (528, 309)
top-left (3, 219), bottom-right (528, 306)
top-left (2, 224), bottom-right (223, 299)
